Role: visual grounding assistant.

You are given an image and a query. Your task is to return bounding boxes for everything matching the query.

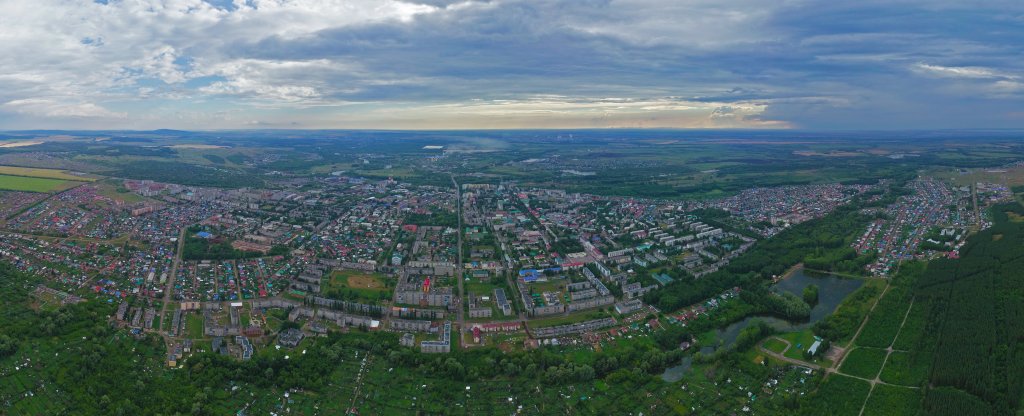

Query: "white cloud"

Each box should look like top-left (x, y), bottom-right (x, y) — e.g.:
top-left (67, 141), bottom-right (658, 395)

top-left (913, 63), bottom-right (1017, 80)
top-left (0, 0), bottom-right (443, 120)
top-left (1, 98), bottom-right (126, 119)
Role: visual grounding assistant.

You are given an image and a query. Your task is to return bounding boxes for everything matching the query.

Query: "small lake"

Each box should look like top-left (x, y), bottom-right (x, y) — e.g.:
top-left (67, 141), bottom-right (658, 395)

top-left (661, 268), bottom-right (863, 381)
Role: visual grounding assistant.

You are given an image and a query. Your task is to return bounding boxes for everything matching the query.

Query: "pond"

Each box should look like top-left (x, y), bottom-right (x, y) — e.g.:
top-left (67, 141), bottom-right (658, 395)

top-left (661, 268), bottom-right (863, 381)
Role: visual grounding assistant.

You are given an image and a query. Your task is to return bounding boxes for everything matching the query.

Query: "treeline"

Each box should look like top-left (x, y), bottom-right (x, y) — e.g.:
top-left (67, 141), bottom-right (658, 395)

top-left (114, 160), bottom-right (264, 188)
top-left (181, 226), bottom-right (279, 260)
top-left (385, 334), bottom-right (685, 383)
top-left (404, 211), bottom-right (458, 228)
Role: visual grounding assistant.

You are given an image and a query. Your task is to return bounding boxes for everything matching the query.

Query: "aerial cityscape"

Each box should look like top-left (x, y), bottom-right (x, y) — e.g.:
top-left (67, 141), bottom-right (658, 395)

top-left (1, 1), bottom-right (1023, 416)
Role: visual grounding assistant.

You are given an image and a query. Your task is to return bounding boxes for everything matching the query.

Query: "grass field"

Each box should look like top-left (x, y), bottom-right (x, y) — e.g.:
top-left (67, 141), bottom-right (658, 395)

top-left (326, 269), bottom-right (391, 302)
top-left (528, 309), bottom-right (611, 328)
top-left (0, 165), bottom-right (95, 181)
top-left (95, 181), bottom-right (146, 203)
top-left (186, 313), bottom-right (204, 339)
top-left (779, 329), bottom-right (818, 361)
top-left (0, 174), bottom-right (80, 192)
top-left (763, 337), bottom-right (789, 354)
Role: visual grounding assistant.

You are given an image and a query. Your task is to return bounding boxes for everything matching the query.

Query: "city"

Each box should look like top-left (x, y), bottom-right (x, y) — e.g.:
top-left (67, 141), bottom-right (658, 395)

top-left (1, 1), bottom-right (1023, 415)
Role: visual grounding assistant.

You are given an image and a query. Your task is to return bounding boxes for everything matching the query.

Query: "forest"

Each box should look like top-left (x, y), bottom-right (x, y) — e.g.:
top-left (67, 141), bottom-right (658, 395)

top-left (912, 203), bottom-right (1024, 415)
top-left (798, 201), bottom-right (1024, 416)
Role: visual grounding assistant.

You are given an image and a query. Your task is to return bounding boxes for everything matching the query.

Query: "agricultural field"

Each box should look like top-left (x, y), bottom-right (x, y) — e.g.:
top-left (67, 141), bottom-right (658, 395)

top-left (0, 165), bottom-right (95, 181)
top-left (0, 174), bottom-right (80, 192)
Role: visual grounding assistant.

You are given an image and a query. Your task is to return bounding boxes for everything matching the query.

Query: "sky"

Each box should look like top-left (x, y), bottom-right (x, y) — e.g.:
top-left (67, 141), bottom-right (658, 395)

top-left (0, 0), bottom-right (1021, 130)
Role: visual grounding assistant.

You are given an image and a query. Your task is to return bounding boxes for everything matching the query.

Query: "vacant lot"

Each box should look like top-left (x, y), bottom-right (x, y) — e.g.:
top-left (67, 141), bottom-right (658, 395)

top-left (0, 174), bottom-right (79, 192)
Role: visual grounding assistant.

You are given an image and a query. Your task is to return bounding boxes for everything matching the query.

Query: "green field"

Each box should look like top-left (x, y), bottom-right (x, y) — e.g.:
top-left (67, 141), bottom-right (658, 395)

top-left (186, 313), bottom-right (204, 339)
top-left (0, 165), bottom-right (95, 181)
top-left (528, 310), bottom-right (611, 328)
top-left (840, 347), bottom-right (888, 379)
top-left (0, 174), bottom-right (79, 192)
top-left (763, 337), bottom-right (788, 354)
top-left (325, 269), bottom-right (392, 303)
top-left (777, 329), bottom-right (820, 362)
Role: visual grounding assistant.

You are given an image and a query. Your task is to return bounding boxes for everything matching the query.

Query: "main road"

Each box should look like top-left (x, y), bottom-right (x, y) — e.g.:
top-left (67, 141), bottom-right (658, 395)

top-left (451, 174), bottom-right (466, 346)
top-left (158, 225), bottom-right (187, 336)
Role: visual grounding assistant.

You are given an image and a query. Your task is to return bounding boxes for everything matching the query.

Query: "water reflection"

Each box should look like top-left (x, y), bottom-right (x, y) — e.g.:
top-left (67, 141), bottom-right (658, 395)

top-left (661, 269), bottom-right (863, 381)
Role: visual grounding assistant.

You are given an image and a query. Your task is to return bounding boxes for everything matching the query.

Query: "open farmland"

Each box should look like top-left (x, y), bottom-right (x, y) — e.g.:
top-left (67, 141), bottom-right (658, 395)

top-left (0, 165), bottom-right (95, 182)
top-left (0, 174), bottom-right (81, 192)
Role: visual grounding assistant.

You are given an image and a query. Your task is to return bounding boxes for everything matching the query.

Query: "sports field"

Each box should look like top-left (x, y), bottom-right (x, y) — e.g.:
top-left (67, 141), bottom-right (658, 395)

top-left (0, 174), bottom-right (79, 192)
top-left (326, 270), bottom-right (392, 302)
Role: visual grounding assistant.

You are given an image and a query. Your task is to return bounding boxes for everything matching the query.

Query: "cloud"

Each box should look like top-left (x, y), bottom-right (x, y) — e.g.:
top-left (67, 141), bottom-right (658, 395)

top-left (0, 0), bottom-right (1020, 129)
top-left (913, 63), bottom-right (1016, 80)
top-left (1, 99), bottom-right (126, 119)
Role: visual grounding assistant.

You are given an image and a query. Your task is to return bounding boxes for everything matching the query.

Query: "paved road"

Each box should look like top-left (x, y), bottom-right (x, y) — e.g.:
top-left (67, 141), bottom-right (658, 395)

top-left (451, 175), bottom-right (466, 345)
top-left (158, 227), bottom-right (186, 337)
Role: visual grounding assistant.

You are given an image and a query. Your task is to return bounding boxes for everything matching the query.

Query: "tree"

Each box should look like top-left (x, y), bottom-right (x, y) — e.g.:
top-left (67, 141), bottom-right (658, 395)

top-left (0, 334), bottom-right (17, 358)
top-left (803, 284), bottom-right (819, 306)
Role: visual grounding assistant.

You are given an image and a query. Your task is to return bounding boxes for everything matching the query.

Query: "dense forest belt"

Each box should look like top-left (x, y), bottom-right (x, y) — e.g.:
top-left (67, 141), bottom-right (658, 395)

top-left (913, 203), bottom-right (1024, 416)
